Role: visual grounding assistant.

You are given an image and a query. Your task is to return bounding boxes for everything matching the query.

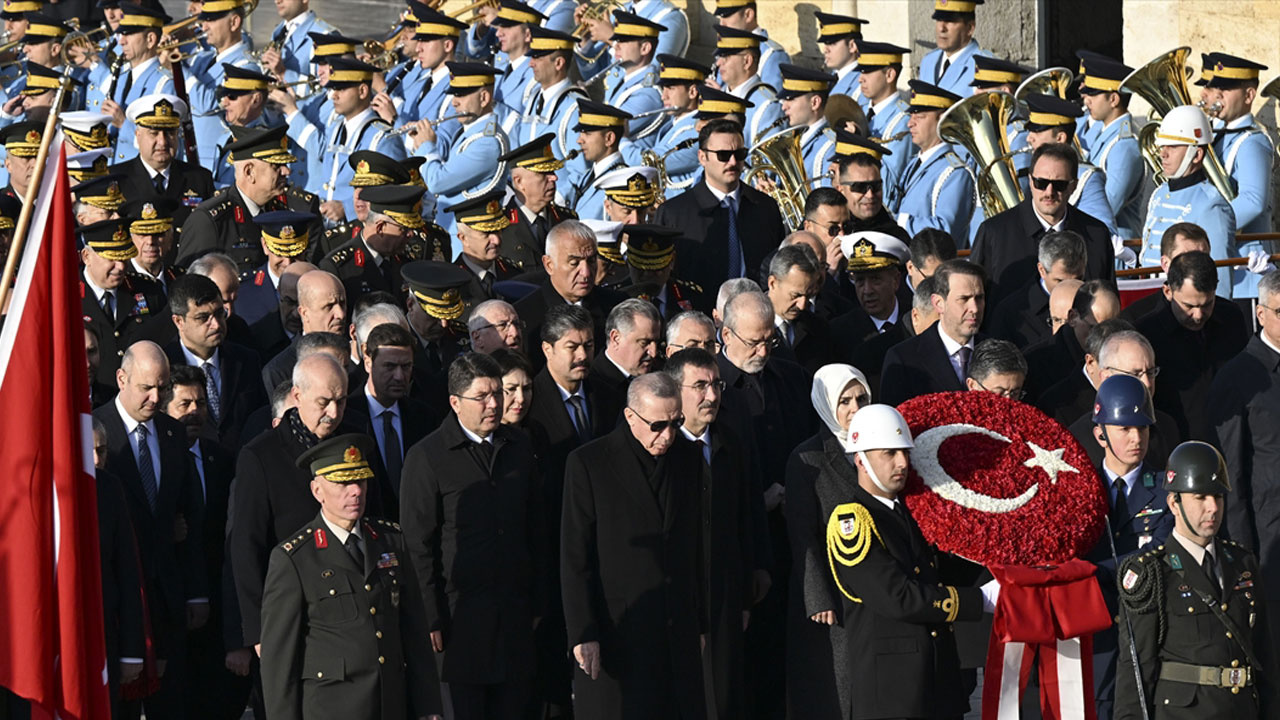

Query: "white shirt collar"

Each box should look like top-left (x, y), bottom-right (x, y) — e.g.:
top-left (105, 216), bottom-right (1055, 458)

top-left (140, 157), bottom-right (170, 182)
top-left (267, 265), bottom-right (282, 289)
top-left (726, 75), bottom-right (760, 98)
top-left (1104, 462), bottom-right (1143, 495)
top-left (509, 54), bottom-right (529, 72)
top-left (604, 350), bottom-right (632, 379)
top-left (129, 258), bottom-right (162, 283)
top-left (320, 513), bottom-right (361, 547)
top-left (679, 425), bottom-right (711, 445)
top-left (869, 493), bottom-right (898, 511)
top-left (833, 63), bottom-right (856, 81)
top-left (1171, 529), bottom-right (1216, 567)
top-left (592, 151), bottom-right (622, 177)
top-left (180, 342), bottom-right (219, 368)
top-left (215, 41), bottom-right (245, 64)
top-left (340, 107), bottom-right (375, 142)
top-left (130, 56), bottom-right (158, 80)
top-left (871, 92), bottom-right (898, 116)
top-left (917, 141), bottom-right (947, 165)
top-left (555, 379), bottom-right (586, 403)
top-left (1226, 113), bottom-right (1255, 131)
top-left (1260, 330), bottom-right (1280, 357)
top-left (462, 111), bottom-right (493, 132)
top-left (1033, 206), bottom-right (1067, 232)
top-left (285, 9), bottom-right (313, 38)
top-left (705, 180), bottom-right (740, 205)
top-left (241, 192), bottom-right (264, 217)
top-left (936, 321), bottom-right (974, 356)
top-left (457, 420), bottom-right (493, 445)
top-left (540, 76), bottom-right (569, 95)
top-left (83, 274), bottom-right (110, 304)
top-left (799, 117), bottom-right (828, 147)
top-left (430, 63), bottom-right (450, 84)
top-left (872, 299), bottom-right (900, 329)
top-left (113, 394), bottom-right (154, 438)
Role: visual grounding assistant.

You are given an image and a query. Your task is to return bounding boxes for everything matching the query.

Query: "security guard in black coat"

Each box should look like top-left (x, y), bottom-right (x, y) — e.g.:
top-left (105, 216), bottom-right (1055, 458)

top-left (79, 217), bottom-right (171, 389)
top-left (497, 134), bottom-right (578, 271)
top-left (621, 224), bottom-right (708, 319)
top-left (444, 190), bottom-right (521, 317)
top-left (176, 125), bottom-right (323, 275)
top-left (826, 404), bottom-right (985, 720)
top-left (1115, 441), bottom-right (1275, 720)
top-left (321, 184), bottom-right (432, 305)
top-left (259, 434), bottom-right (443, 720)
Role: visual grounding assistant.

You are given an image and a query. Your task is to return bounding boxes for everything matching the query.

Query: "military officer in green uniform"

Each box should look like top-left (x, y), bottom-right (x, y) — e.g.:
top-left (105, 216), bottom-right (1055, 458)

top-left (176, 125), bottom-right (324, 276)
top-left (619, 223), bottom-right (707, 319)
top-left (321, 184), bottom-right (432, 306)
top-left (259, 433), bottom-right (443, 720)
top-left (1115, 441), bottom-right (1275, 720)
top-left (444, 190), bottom-right (521, 316)
top-left (317, 151), bottom-right (450, 264)
top-left (497, 134), bottom-right (579, 271)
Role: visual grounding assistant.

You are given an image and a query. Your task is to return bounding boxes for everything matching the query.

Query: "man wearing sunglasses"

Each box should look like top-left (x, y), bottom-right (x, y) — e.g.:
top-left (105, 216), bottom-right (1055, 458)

top-left (560, 372), bottom-right (707, 720)
top-left (835, 134), bottom-right (911, 242)
top-left (970, 143), bottom-right (1116, 306)
top-left (655, 118), bottom-right (786, 300)
top-left (1020, 94), bottom-right (1118, 234)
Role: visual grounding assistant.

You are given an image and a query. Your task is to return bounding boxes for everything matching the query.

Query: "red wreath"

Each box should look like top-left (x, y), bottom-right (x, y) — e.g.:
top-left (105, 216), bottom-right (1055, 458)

top-left (898, 392), bottom-right (1108, 566)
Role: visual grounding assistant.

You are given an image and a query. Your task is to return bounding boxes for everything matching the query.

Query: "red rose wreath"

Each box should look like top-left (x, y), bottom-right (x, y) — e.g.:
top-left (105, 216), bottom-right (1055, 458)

top-left (896, 392), bottom-right (1113, 720)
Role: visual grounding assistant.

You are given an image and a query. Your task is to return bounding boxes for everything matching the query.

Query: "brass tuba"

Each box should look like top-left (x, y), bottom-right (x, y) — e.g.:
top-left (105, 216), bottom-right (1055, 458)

top-left (938, 90), bottom-right (1023, 218)
top-left (1014, 66), bottom-right (1075, 105)
top-left (742, 126), bottom-right (809, 230)
top-left (640, 137), bottom-right (698, 202)
top-left (1121, 47), bottom-right (1236, 201)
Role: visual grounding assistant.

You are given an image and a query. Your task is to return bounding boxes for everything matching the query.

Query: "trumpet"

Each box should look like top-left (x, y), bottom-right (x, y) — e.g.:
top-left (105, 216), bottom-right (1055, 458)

top-left (640, 137), bottom-right (696, 200)
top-left (157, 25), bottom-right (205, 55)
top-left (450, 0), bottom-right (498, 22)
top-left (0, 38), bottom-right (23, 57)
top-left (580, 59), bottom-right (622, 88)
top-left (629, 106), bottom-right (679, 122)
top-left (387, 112), bottom-right (477, 136)
top-left (574, 0), bottom-right (621, 38)
top-left (873, 129), bottom-right (911, 144)
top-left (1197, 99), bottom-right (1224, 117)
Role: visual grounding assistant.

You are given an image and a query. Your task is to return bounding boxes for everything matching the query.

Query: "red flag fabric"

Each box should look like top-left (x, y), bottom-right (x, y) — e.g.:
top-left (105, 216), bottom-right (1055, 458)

top-left (0, 133), bottom-right (111, 720)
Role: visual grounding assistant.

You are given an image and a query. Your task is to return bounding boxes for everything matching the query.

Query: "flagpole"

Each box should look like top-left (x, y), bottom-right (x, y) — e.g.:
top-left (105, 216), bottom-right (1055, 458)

top-left (0, 67), bottom-right (74, 314)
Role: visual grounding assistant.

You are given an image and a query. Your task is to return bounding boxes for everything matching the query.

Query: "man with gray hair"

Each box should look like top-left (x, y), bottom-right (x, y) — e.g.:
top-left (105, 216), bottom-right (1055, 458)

top-left (665, 310), bottom-right (719, 357)
top-left (589, 298), bottom-right (663, 396)
top-left (185, 251), bottom-right (262, 353)
top-left (242, 261), bottom-right (317, 362)
top-left (515, 219), bottom-right (628, 371)
top-left (561, 370), bottom-right (707, 719)
top-left (717, 289), bottom-right (813, 709)
top-left (1022, 279), bottom-right (1120, 403)
top-left (988, 230), bottom-right (1088, 349)
top-left (229, 352), bottom-right (374, 656)
top-left (715, 277), bottom-right (764, 328)
top-left (93, 340), bottom-right (208, 718)
top-left (467, 299), bottom-right (525, 355)
top-left (349, 302), bottom-right (408, 367)
top-left (766, 244), bottom-right (832, 373)
top-left (1212, 270), bottom-right (1280, 656)
top-left (319, 185), bottom-right (432, 306)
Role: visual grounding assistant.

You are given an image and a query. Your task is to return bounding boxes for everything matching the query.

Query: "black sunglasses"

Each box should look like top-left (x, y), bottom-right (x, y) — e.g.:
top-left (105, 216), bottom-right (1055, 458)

top-left (629, 408), bottom-right (685, 433)
top-left (1030, 176), bottom-right (1072, 193)
top-left (704, 147), bottom-right (748, 163)
top-left (841, 179), bottom-right (883, 195)
top-left (810, 219), bottom-right (854, 238)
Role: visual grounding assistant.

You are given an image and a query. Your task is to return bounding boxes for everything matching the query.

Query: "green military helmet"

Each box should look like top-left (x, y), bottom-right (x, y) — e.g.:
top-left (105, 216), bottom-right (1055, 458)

top-left (1162, 440), bottom-right (1230, 496)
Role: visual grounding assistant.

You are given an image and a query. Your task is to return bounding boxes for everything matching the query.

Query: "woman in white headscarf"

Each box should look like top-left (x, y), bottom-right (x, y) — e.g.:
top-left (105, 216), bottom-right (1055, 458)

top-left (783, 363), bottom-right (871, 718)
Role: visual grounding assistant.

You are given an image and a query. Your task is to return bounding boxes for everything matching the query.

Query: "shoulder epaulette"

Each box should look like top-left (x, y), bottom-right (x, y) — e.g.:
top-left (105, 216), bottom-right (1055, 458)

top-left (371, 517), bottom-right (401, 532)
top-left (281, 527), bottom-right (312, 553)
top-left (482, 120), bottom-right (498, 137)
top-left (323, 222), bottom-right (349, 240)
top-left (402, 237), bottom-right (427, 260)
top-left (675, 278), bottom-right (703, 293)
top-left (288, 186), bottom-right (316, 203)
top-left (328, 245), bottom-right (356, 265)
top-left (1118, 546), bottom-right (1165, 615)
top-left (207, 196), bottom-right (233, 217)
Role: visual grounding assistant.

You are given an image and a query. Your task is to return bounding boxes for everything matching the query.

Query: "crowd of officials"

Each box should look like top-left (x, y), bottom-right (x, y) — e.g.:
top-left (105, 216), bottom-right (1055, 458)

top-left (0, 0), bottom-right (1277, 717)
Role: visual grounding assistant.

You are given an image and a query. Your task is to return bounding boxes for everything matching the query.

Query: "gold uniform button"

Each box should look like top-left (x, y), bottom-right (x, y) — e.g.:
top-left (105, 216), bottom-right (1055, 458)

top-left (316, 671), bottom-right (323, 678)
top-left (329, 589), bottom-right (336, 596)
top-left (378, 656), bottom-right (385, 664)
top-left (1188, 607), bottom-right (1195, 613)
top-left (930, 631), bottom-right (937, 637)
top-left (370, 607), bottom-right (377, 615)
top-left (376, 631), bottom-right (383, 639)
top-left (1232, 687), bottom-right (1240, 695)
top-left (365, 584), bottom-right (372, 592)
top-left (1221, 603), bottom-right (1228, 611)
top-left (1232, 660), bottom-right (1240, 668)
top-left (1226, 631), bottom-right (1233, 638)
top-left (914, 566), bottom-right (920, 575)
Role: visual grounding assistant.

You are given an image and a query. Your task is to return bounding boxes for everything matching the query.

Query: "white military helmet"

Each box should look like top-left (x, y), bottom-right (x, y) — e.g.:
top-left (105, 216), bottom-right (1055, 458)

top-left (846, 404), bottom-right (915, 453)
top-left (1154, 105), bottom-right (1213, 147)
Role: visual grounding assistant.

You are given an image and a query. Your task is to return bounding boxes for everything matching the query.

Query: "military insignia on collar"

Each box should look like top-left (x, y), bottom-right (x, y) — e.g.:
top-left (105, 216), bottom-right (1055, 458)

top-left (321, 569), bottom-right (333, 578)
top-left (1170, 553), bottom-right (1182, 570)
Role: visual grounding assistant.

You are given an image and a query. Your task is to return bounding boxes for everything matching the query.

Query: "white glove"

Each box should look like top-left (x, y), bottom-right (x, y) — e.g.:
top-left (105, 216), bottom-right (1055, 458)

top-left (1247, 249), bottom-right (1276, 275)
top-left (1110, 233), bottom-right (1126, 257)
top-left (980, 578), bottom-right (1001, 614)
top-left (1116, 247), bottom-right (1138, 268)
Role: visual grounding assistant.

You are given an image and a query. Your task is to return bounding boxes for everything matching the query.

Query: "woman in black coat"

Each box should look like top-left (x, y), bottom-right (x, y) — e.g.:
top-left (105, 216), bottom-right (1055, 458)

top-left (784, 364), bottom-right (872, 718)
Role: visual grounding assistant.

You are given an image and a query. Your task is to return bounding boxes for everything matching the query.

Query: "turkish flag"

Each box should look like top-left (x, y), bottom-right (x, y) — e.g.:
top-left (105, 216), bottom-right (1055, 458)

top-left (0, 133), bottom-right (111, 720)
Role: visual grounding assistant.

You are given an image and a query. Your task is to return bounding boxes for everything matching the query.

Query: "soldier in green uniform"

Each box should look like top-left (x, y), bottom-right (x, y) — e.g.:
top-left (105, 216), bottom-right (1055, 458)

top-left (497, 134), bottom-right (578, 271)
top-left (321, 184), bottom-right (433, 306)
top-left (1115, 441), bottom-right (1275, 720)
top-left (444, 190), bottom-right (521, 316)
top-left (259, 433), bottom-right (443, 720)
top-left (317, 150), bottom-right (410, 260)
top-left (176, 125), bottom-right (324, 276)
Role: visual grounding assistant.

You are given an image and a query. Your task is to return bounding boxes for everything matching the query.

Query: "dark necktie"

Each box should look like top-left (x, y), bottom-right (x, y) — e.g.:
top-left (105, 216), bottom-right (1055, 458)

top-left (101, 291), bottom-right (115, 322)
top-left (135, 424), bottom-right (158, 512)
top-left (893, 500), bottom-right (912, 528)
top-left (117, 66), bottom-right (133, 105)
top-left (344, 533), bottom-right (363, 567)
top-left (271, 23), bottom-right (286, 46)
top-left (939, 58), bottom-right (951, 83)
top-left (534, 91), bottom-right (545, 115)
top-left (1110, 476), bottom-right (1129, 534)
top-left (202, 362), bottom-right (220, 424)
top-left (153, 173), bottom-right (165, 194)
top-left (903, 157), bottom-right (922, 188)
top-left (381, 410), bottom-right (402, 493)
top-left (567, 395), bottom-right (591, 443)
top-left (695, 438), bottom-right (709, 466)
top-left (1202, 550), bottom-right (1221, 595)
top-left (725, 196), bottom-right (743, 278)
top-left (866, 107), bottom-right (876, 123)
top-left (334, 123), bottom-right (348, 148)
top-left (955, 346), bottom-right (972, 383)
top-left (532, 214), bottom-right (549, 243)
top-left (475, 439), bottom-right (494, 468)
top-left (480, 272), bottom-right (495, 296)
top-left (415, 75), bottom-right (434, 106)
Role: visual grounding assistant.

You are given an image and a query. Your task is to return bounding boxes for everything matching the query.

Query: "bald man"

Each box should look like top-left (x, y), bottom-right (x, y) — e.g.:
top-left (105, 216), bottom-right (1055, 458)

top-left (230, 352), bottom-right (371, 653)
top-left (262, 269), bottom-right (348, 393)
top-left (245, 261), bottom-right (319, 363)
top-left (93, 341), bottom-right (208, 720)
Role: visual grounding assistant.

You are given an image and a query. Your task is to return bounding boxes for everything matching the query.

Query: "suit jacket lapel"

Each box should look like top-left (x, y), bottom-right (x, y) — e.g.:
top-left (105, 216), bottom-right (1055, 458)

top-left (104, 408), bottom-right (150, 511)
top-left (534, 370), bottom-right (576, 442)
top-left (923, 327), bottom-right (964, 391)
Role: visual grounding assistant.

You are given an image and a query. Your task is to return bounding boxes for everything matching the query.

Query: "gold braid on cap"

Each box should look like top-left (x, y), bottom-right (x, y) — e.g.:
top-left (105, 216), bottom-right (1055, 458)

top-left (624, 239), bottom-right (673, 270)
top-left (261, 225), bottom-right (310, 258)
top-left (411, 287), bottom-right (465, 320)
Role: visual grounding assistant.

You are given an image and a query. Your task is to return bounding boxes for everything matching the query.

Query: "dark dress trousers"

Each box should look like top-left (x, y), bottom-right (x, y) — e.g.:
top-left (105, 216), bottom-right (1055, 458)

top-left (400, 416), bottom-right (543, 716)
top-left (655, 178), bottom-right (786, 299)
top-left (561, 426), bottom-right (707, 719)
top-left (969, 200), bottom-right (1115, 305)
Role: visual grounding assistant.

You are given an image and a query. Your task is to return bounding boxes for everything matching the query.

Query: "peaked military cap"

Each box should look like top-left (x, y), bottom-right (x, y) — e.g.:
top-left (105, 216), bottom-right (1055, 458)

top-left (445, 190), bottom-right (510, 233)
top-left (71, 173), bottom-right (125, 211)
top-left (527, 26), bottom-right (575, 57)
top-left (126, 93), bottom-right (186, 129)
top-left (445, 61), bottom-right (498, 94)
top-left (1024, 93), bottom-right (1083, 131)
top-left (657, 54), bottom-right (710, 85)
top-left (906, 79), bottom-right (961, 113)
top-left (219, 64), bottom-right (273, 97)
top-left (413, 5), bottom-right (466, 38)
top-left (1, 0), bottom-right (39, 20)
top-left (308, 31), bottom-right (360, 59)
top-left (932, 0), bottom-right (983, 21)
top-left (498, 133), bottom-right (565, 173)
top-left (1205, 52), bottom-right (1268, 89)
top-left (66, 148), bottom-right (113, 183)
top-left (3, 120), bottom-right (44, 158)
top-left (777, 64), bottom-right (836, 99)
top-left (713, 25), bottom-right (765, 56)
top-left (831, 130), bottom-right (890, 163)
top-left (623, 224), bottom-right (680, 270)
top-left (61, 111), bottom-right (112, 150)
top-left (80, 218), bottom-right (136, 260)
top-left (696, 85), bottom-right (753, 119)
top-left (21, 11), bottom-right (67, 41)
top-left (349, 150), bottom-right (412, 187)
top-left (842, 230), bottom-right (908, 272)
top-left (971, 56), bottom-right (1030, 88)
top-left (253, 210), bottom-right (315, 258)
top-left (115, 2), bottom-right (168, 33)
top-left (574, 99), bottom-right (632, 131)
top-left (1078, 55), bottom-right (1133, 95)
top-left (363, 184), bottom-right (427, 230)
top-left (225, 125), bottom-right (297, 164)
top-left (492, 0), bottom-right (545, 27)
top-left (122, 195), bottom-right (179, 234)
top-left (814, 11), bottom-right (867, 42)
top-left (598, 166), bottom-right (659, 208)
top-left (855, 41), bottom-right (910, 69)
top-left (610, 9), bottom-right (665, 41)
top-left (296, 433), bottom-right (376, 483)
top-left (401, 260), bottom-right (472, 320)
